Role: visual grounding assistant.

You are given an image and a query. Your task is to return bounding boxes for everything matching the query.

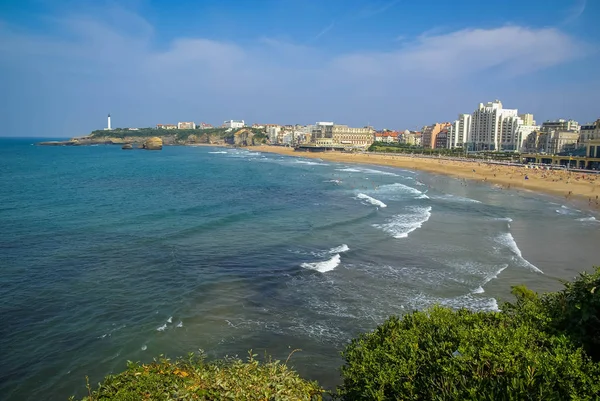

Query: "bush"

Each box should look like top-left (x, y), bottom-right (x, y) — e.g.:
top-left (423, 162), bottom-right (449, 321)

top-left (338, 306), bottom-right (600, 400)
top-left (508, 267), bottom-right (600, 362)
top-left (74, 351), bottom-right (323, 401)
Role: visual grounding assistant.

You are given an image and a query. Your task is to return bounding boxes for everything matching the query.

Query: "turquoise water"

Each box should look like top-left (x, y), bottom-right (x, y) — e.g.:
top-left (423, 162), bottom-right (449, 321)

top-left (1, 138), bottom-right (599, 400)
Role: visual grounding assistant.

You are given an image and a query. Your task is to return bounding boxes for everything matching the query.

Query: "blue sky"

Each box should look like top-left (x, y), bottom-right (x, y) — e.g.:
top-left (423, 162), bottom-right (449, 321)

top-left (0, 0), bottom-right (598, 137)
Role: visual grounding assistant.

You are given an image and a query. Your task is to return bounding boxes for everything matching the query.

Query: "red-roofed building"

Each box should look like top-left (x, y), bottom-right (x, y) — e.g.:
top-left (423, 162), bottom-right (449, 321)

top-left (374, 131), bottom-right (399, 143)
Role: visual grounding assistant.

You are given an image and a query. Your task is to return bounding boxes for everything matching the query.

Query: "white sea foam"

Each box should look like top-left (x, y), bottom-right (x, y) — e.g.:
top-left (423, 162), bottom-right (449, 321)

top-left (141, 345), bottom-right (147, 351)
top-left (329, 244), bottom-right (350, 254)
top-left (557, 205), bottom-right (580, 215)
top-left (208, 151), bottom-right (228, 154)
top-left (156, 324), bottom-right (167, 331)
top-left (167, 316), bottom-right (172, 323)
top-left (336, 167), bottom-right (361, 173)
top-left (356, 193), bottom-right (387, 208)
top-left (295, 160), bottom-right (328, 166)
top-left (301, 254), bottom-right (341, 273)
top-left (577, 216), bottom-right (597, 222)
top-left (493, 217), bottom-right (513, 222)
top-left (176, 321), bottom-right (183, 328)
top-left (496, 233), bottom-right (543, 273)
top-left (435, 194), bottom-right (481, 204)
top-left (373, 206), bottom-right (432, 238)
top-left (473, 265), bottom-right (508, 293)
top-left (372, 183), bottom-right (427, 199)
top-left (358, 168), bottom-right (399, 176)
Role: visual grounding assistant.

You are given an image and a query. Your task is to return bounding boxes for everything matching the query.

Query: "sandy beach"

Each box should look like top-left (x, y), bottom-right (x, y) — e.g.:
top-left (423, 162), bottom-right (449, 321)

top-left (249, 146), bottom-right (600, 211)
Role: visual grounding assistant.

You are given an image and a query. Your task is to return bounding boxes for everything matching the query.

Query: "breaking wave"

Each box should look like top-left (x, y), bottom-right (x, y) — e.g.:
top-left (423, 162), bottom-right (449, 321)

top-left (301, 254), bottom-right (341, 273)
top-left (496, 233), bottom-right (543, 273)
top-left (356, 193), bottom-right (387, 208)
top-left (373, 206), bottom-right (432, 238)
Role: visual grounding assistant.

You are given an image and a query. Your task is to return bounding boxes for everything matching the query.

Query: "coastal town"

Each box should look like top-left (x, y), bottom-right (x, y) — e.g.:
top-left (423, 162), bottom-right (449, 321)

top-left (91, 98), bottom-right (600, 169)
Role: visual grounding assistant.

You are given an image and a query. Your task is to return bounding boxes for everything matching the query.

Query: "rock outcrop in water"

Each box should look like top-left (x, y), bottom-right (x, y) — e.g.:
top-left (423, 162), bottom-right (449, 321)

top-left (142, 137), bottom-right (163, 150)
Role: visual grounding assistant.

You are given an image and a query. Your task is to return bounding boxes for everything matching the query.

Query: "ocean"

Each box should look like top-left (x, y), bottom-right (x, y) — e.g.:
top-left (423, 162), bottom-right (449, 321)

top-left (1, 138), bottom-right (599, 400)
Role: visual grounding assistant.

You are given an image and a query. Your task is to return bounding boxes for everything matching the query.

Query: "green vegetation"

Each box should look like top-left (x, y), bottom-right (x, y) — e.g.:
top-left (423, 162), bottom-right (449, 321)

top-left (339, 267), bottom-right (600, 400)
top-left (74, 351), bottom-right (323, 401)
top-left (368, 142), bottom-right (522, 162)
top-left (75, 268), bottom-right (600, 400)
top-left (89, 128), bottom-right (232, 142)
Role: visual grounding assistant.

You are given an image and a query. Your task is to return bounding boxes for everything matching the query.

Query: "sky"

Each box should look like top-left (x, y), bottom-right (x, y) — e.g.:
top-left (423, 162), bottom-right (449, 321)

top-left (0, 0), bottom-right (599, 137)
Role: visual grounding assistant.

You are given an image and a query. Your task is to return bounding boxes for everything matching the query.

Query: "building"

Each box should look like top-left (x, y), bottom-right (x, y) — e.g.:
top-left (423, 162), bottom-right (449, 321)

top-left (311, 122), bottom-right (334, 142)
top-left (421, 123), bottom-right (450, 149)
top-left (499, 112), bottom-right (522, 151)
top-left (177, 122), bottom-right (196, 130)
top-left (518, 114), bottom-right (535, 126)
top-left (199, 122), bottom-right (213, 129)
top-left (332, 125), bottom-right (375, 148)
top-left (586, 139), bottom-right (600, 158)
top-left (547, 131), bottom-right (579, 155)
top-left (252, 124), bottom-right (265, 129)
top-left (580, 119), bottom-right (600, 144)
top-left (515, 125), bottom-right (540, 152)
top-left (398, 130), bottom-right (420, 146)
top-left (107, 113), bottom-right (111, 130)
top-left (435, 131), bottom-right (448, 149)
top-left (156, 124), bottom-right (177, 129)
top-left (541, 119), bottom-right (579, 133)
top-left (448, 114), bottom-right (471, 149)
top-left (266, 125), bottom-right (281, 144)
top-left (469, 100), bottom-right (525, 151)
top-left (374, 131), bottom-right (399, 143)
top-left (224, 120), bottom-right (245, 129)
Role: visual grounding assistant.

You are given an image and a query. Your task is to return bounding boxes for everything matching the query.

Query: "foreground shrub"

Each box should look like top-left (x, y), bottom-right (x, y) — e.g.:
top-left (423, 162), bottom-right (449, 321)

top-left (542, 267), bottom-right (600, 361)
top-left (338, 306), bottom-right (600, 400)
top-left (74, 351), bottom-right (323, 401)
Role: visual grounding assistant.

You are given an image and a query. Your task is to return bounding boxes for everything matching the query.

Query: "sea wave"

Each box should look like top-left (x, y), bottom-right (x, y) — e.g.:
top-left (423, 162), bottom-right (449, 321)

top-left (496, 233), bottom-right (543, 273)
top-left (208, 151), bottom-right (228, 154)
top-left (356, 193), bottom-right (387, 208)
top-left (434, 194), bottom-right (481, 204)
top-left (295, 160), bottom-right (328, 166)
top-left (336, 167), bottom-right (398, 176)
top-left (473, 265), bottom-right (508, 293)
top-left (301, 254), bottom-right (341, 273)
top-left (577, 216), bottom-right (597, 222)
top-left (373, 182), bottom-right (427, 199)
top-left (329, 244), bottom-right (350, 254)
top-left (373, 206), bottom-right (432, 238)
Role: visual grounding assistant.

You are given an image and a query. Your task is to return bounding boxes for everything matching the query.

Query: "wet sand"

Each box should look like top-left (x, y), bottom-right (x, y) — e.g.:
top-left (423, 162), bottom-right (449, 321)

top-left (248, 146), bottom-right (600, 211)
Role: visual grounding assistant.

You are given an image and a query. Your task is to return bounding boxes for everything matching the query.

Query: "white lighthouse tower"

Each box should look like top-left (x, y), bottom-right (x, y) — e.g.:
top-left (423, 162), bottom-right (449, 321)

top-left (107, 113), bottom-right (112, 130)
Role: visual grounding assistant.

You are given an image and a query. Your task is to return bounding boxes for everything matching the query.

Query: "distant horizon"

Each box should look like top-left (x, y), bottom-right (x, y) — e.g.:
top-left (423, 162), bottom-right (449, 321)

top-left (1, 0), bottom-right (599, 137)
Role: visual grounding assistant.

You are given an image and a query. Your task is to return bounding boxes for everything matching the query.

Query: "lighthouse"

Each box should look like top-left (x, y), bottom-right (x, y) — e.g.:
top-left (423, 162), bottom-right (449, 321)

top-left (107, 113), bottom-right (112, 130)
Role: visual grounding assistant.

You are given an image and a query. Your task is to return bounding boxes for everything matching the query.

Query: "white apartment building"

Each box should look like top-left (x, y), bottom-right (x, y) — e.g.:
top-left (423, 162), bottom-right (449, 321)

top-left (515, 125), bottom-right (540, 152)
top-left (448, 114), bottom-right (471, 149)
top-left (469, 100), bottom-right (530, 151)
top-left (266, 125), bottom-right (281, 144)
top-left (224, 120), bottom-right (245, 129)
top-left (499, 111), bottom-right (521, 151)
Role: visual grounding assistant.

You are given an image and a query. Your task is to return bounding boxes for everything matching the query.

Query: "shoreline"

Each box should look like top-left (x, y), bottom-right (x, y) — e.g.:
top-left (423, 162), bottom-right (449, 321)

top-left (248, 146), bottom-right (600, 213)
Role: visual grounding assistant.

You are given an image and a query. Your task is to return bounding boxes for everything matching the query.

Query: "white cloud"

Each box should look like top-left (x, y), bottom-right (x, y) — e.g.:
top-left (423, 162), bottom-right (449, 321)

top-left (0, 8), bottom-right (596, 136)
